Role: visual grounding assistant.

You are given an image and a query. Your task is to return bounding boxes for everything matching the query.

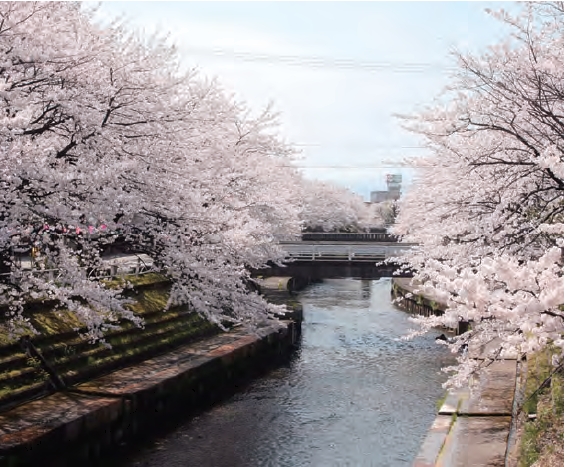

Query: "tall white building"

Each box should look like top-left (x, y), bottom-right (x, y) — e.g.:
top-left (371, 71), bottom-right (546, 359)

top-left (370, 174), bottom-right (402, 203)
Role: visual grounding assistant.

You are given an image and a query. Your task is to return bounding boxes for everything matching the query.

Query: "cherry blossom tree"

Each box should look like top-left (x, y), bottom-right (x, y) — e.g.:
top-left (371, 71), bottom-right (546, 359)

top-left (393, 2), bottom-right (563, 387)
top-left (300, 179), bottom-right (380, 232)
top-left (372, 200), bottom-right (398, 227)
top-left (0, 2), bottom-right (307, 341)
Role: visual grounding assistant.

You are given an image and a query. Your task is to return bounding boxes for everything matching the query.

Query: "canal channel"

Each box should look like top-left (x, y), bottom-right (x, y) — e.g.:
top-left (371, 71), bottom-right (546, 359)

top-left (118, 278), bottom-right (455, 467)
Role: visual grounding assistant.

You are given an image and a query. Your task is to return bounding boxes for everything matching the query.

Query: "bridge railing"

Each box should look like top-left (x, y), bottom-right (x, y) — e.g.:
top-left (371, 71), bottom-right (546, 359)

top-left (0, 254), bottom-right (156, 282)
top-left (300, 232), bottom-right (399, 242)
top-left (274, 234), bottom-right (302, 243)
top-left (280, 244), bottom-right (411, 261)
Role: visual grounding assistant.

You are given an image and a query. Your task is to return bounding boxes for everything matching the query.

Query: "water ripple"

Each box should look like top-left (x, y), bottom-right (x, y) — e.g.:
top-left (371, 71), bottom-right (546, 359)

top-left (121, 278), bottom-right (455, 467)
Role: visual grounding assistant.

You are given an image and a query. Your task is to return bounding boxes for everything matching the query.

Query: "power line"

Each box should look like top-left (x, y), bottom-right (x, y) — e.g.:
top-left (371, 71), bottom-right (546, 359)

top-left (183, 46), bottom-right (454, 74)
top-left (286, 166), bottom-right (423, 169)
top-left (293, 143), bottom-right (428, 149)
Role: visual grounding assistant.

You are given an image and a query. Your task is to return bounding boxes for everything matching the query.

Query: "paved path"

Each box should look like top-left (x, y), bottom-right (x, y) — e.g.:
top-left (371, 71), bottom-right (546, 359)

top-left (413, 333), bottom-right (519, 466)
top-left (394, 279), bottom-right (521, 466)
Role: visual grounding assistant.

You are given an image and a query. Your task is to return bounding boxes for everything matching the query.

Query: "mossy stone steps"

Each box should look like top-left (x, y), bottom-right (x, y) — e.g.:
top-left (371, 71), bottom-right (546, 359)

top-left (50, 313), bottom-right (217, 379)
top-left (0, 380), bottom-right (51, 412)
top-left (0, 275), bottom-right (223, 412)
top-left (0, 305), bottom-right (191, 382)
top-left (0, 311), bottom-right (219, 410)
top-left (59, 321), bottom-right (219, 386)
top-left (33, 307), bottom-right (191, 362)
top-left (0, 351), bottom-right (29, 374)
top-left (0, 366), bottom-right (43, 387)
top-left (0, 351), bottom-right (50, 410)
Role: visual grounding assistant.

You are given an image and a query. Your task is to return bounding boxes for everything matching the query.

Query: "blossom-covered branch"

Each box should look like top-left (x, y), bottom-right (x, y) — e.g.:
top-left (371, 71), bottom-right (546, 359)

top-left (394, 2), bottom-right (563, 388)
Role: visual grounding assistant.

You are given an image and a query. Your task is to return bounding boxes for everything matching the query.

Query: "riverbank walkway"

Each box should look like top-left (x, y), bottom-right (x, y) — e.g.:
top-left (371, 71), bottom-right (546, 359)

top-left (394, 279), bottom-right (521, 467)
top-left (414, 343), bottom-right (519, 467)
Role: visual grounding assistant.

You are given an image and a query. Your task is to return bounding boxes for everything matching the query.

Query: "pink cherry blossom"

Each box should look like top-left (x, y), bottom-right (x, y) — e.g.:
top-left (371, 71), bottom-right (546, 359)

top-left (394, 2), bottom-right (563, 388)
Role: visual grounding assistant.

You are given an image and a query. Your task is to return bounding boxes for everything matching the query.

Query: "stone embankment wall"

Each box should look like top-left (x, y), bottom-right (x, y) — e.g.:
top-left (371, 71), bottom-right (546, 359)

top-left (0, 273), bottom-right (221, 411)
top-left (391, 278), bottom-right (470, 335)
top-left (0, 275), bottom-right (302, 467)
top-left (391, 278), bottom-right (445, 317)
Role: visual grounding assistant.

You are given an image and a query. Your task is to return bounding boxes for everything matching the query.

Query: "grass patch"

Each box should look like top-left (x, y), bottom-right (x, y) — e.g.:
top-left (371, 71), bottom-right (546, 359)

top-left (436, 392), bottom-right (448, 411)
top-left (519, 346), bottom-right (564, 467)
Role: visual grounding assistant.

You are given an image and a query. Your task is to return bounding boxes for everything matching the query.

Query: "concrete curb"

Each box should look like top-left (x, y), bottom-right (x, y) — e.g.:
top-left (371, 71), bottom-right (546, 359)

top-left (414, 415), bottom-right (455, 467)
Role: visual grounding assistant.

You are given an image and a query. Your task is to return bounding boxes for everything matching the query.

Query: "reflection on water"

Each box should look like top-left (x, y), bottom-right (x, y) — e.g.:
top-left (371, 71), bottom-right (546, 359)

top-left (122, 279), bottom-right (454, 467)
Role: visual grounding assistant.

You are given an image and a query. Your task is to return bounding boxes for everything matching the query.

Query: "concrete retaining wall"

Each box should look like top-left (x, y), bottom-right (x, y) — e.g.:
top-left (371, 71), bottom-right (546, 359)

top-left (391, 278), bottom-right (469, 335)
top-left (391, 278), bottom-right (445, 316)
top-left (0, 319), bottom-right (301, 467)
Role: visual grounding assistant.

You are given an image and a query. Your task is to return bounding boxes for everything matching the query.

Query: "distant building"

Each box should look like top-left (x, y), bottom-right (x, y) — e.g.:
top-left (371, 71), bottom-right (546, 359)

top-left (370, 173), bottom-right (402, 203)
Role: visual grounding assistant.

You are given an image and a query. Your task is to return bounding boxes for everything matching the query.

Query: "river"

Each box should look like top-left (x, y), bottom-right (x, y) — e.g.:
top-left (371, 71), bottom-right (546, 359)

top-left (118, 278), bottom-right (454, 467)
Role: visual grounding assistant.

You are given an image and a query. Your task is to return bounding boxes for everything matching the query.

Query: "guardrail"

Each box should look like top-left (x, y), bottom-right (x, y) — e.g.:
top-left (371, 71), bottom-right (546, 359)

top-left (300, 232), bottom-right (399, 242)
top-left (281, 244), bottom-right (411, 261)
top-left (0, 254), bottom-right (156, 282)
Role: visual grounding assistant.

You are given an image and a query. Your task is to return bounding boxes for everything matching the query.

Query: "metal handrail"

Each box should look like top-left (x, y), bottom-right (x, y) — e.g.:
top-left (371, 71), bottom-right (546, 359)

top-left (281, 243), bottom-right (408, 261)
top-left (0, 254), bottom-right (156, 281)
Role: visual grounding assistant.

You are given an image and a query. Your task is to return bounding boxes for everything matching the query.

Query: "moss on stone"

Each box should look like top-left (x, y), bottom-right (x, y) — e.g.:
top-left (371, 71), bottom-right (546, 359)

top-left (435, 392), bottom-right (448, 411)
top-left (30, 309), bottom-right (84, 336)
top-left (125, 287), bottom-right (171, 315)
top-left (0, 272), bottom-right (222, 410)
top-left (104, 272), bottom-right (168, 289)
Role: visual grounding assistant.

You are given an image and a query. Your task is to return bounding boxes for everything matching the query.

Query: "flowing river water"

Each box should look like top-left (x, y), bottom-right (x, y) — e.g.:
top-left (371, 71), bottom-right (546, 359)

top-left (119, 278), bottom-right (455, 467)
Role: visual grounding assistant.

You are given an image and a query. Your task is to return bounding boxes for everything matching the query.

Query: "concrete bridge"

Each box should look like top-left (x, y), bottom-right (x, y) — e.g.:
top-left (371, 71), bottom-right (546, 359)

top-left (255, 241), bottom-right (415, 284)
top-left (280, 242), bottom-right (412, 261)
top-left (10, 240), bottom-right (415, 285)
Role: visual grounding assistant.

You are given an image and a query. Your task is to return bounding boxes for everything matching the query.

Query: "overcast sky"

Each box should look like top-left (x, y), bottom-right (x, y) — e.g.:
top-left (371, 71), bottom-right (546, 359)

top-left (91, 1), bottom-right (515, 200)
